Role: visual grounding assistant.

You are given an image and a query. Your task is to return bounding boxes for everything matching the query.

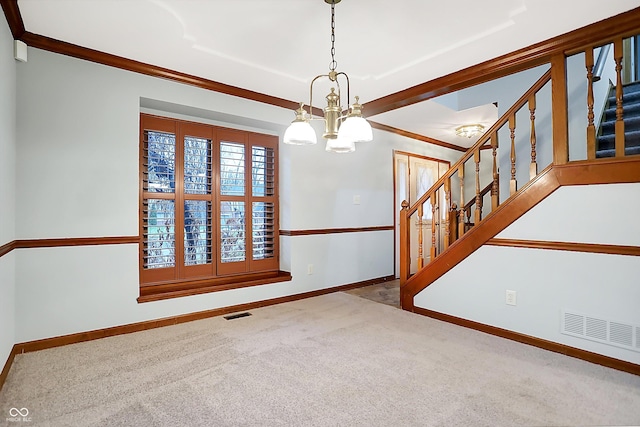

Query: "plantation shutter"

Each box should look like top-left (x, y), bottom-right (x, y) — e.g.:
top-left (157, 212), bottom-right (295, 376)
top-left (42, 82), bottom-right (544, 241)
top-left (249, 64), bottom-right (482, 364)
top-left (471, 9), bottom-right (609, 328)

top-left (140, 117), bottom-right (178, 284)
top-left (140, 114), bottom-right (279, 287)
top-left (249, 134), bottom-right (279, 271)
top-left (181, 123), bottom-right (215, 279)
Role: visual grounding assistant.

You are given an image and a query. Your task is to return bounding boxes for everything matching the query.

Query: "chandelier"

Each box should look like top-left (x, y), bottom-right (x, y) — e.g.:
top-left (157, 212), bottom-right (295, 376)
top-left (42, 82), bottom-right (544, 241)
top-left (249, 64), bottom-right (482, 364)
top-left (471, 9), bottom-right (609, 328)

top-left (455, 124), bottom-right (485, 138)
top-left (283, 0), bottom-right (373, 153)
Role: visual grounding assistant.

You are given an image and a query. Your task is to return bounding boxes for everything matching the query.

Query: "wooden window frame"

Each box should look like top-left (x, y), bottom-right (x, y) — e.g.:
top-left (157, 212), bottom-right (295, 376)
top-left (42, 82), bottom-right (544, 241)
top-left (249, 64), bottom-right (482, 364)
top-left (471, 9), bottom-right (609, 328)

top-left (138, 114), bottom-right (287, 303)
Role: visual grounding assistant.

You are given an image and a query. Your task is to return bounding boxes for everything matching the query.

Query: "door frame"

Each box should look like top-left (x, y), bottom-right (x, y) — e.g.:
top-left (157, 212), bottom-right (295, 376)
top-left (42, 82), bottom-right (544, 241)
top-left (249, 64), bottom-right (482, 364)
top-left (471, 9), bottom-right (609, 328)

top-left (393, 150), bottom-right (451, 278)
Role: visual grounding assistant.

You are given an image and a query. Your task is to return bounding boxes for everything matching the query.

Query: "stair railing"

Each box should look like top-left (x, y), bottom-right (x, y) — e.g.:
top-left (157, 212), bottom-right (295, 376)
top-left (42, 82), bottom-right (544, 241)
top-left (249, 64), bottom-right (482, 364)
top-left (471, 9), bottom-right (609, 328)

top-left (399, 69), bottom-right (552, 285)
top-left (584, 38), bottom-right (632, 159)
top-left (399, 23), bottom-right (640, 308)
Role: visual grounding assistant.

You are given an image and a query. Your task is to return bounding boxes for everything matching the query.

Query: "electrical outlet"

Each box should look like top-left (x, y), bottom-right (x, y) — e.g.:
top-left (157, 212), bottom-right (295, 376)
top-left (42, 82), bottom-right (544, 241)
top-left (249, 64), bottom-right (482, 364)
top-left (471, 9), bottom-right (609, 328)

top-left (353, 195), bottom-right (361, 205)
top-left (307, 264), bottom-right (314, 275)
top-left (506, 290), bottom-right (517, 306)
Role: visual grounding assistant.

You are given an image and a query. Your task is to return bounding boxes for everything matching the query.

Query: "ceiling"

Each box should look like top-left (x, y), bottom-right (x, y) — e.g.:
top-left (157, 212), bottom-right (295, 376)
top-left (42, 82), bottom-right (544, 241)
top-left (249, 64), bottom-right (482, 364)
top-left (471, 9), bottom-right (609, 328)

top-left (14, 0), bottom-right (640, 149)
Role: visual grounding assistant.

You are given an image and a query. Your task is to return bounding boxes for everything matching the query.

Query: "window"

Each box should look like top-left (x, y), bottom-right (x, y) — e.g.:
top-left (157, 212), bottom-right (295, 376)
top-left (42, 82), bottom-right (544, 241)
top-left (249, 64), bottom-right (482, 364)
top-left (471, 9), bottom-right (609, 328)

top-left (139, 114), bottom-right (282, 300)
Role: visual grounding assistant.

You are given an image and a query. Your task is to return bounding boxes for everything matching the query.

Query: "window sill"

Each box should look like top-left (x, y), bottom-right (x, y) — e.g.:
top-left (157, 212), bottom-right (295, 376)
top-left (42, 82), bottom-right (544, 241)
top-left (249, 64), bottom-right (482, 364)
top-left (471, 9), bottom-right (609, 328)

top-left (138, 270), bottom-right (292, 303)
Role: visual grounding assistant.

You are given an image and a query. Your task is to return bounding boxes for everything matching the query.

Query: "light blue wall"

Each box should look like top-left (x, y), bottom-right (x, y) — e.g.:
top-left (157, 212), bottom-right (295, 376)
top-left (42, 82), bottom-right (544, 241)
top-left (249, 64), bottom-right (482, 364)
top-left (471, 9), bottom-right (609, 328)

top-left (12, 47), bottom-right (460, 343)
top-left (415, 183), bottom-right (640, 364)
top-left (0, 16), bottom-right (17, 372)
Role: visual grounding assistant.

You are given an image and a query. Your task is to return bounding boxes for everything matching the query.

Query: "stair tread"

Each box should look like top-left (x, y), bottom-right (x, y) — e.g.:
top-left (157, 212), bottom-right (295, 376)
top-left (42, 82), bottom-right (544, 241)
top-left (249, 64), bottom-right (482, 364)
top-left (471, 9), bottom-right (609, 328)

top-left (601, 116), bottom-right (640, 126)
top-left (598, 128), bottom-right (640, 137)
top-left (596, 145), bottom-right (640, 158)
top-left (608, 92), bottom-right (640, 104)
top-left (622, 81), bottom-right (640, 95)
top-left (602, 102), bottom-right (640, 118)
top-left (597, 131), bottom-right (640, 152)
top-left (600, 83), bottom-right (640, 141)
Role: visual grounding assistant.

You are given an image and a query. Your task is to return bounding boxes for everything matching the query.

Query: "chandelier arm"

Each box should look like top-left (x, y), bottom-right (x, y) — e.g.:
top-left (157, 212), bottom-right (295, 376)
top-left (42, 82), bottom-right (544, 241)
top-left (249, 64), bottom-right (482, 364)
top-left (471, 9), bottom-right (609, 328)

top-left (309, 74), bottom-right (329, 120)
top-left (335, 71), bottom-right (350, 113)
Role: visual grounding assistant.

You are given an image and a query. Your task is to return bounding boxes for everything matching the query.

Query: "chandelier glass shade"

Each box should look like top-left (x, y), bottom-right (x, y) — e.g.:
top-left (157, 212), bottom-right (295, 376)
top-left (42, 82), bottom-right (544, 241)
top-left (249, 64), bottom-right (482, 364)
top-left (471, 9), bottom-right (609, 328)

top-left (325, 134), bottom-right (356, 153)
top-left (282, 104), bottom-right (317, 145)
top-left (283, 0), bottom-right (373, 152)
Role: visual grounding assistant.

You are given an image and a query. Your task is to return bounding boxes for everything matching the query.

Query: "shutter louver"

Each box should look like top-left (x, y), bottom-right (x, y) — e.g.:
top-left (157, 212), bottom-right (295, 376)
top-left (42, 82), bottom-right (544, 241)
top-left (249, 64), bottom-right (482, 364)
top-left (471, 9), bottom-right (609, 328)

top-left (252, 146), bottom-right (275, 196)
top-left (252, 202), bottom-right (275, 260)
top-left (184, 200), bottom-right (212, 266)
top-left (220, 201), bottom-right (246, 263)
top-left (184, 136), bottom-right (212, 195)
top-left (143, 199), bottom-right (176, 268)
top-left (220, 142), bottom-right (245, 196)
top-left (143, 130), bottom-right (175, 193)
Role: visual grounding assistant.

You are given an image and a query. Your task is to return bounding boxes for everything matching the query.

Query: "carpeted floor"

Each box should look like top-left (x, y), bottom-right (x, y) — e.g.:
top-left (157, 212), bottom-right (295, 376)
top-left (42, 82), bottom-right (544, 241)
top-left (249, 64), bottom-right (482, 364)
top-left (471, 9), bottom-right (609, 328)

top-left (1, 292), bottom-right (639, 426)
top-left (344, 279), bottom-right (400, 308)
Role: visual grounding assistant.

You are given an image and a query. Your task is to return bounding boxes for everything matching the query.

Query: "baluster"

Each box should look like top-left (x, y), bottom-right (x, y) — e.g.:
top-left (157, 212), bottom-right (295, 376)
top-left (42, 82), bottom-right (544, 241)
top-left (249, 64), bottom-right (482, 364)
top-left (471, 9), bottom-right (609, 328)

top-left (458, 166), bottom-right (465, 237)
top-left (614, 38), bottom-right (625, 157)
top-left (491, 132), bottom-right (500, 210)
top-left (551, 53), bottom-right (569, 165)
top-left (417, 203), bottom-right (424, 269)
top-left (509, 114), bottom-right (517, 195)
top-left (585, 46), bottom-right (596, 160)
top-left (399, 200), bottom-right (409, 286)
top-left (430, 192), bottom-right (437, 261)
top-left (444, 178), bottom-right (451, 250)
top-left (474, 150), bottom-right (482, 224)
top-left (529, 94), bottom-right (537, 179)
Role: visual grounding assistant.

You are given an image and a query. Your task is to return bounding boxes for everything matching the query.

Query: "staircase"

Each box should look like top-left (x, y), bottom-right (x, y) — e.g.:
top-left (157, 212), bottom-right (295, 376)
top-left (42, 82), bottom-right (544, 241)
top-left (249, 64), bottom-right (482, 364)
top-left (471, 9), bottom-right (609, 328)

top-left (597, 81), bottom-right (640, 157)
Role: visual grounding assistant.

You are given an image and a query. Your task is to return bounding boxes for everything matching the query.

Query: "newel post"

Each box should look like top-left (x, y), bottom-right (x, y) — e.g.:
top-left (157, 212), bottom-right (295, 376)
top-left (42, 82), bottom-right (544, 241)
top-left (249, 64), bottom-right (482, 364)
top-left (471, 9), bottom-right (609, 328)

top-left (399, 200), bottom-right (410, 286)
top-left (551, 53), bottom-right (569, 165)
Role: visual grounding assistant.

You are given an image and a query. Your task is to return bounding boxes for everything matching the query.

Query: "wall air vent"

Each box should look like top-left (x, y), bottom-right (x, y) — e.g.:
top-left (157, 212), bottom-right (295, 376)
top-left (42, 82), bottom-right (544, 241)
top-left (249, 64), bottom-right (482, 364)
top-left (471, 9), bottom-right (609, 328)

top-left (561, 310), bottom-right (640, 353)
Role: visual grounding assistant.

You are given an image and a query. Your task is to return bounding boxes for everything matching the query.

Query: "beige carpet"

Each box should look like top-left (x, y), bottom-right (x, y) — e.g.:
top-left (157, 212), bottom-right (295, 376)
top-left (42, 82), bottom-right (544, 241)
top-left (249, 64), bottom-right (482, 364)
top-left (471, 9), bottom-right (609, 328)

top-left (1, 292), bottom-right (639, 426)
top-left (344, 279), bottom-right (400, 308)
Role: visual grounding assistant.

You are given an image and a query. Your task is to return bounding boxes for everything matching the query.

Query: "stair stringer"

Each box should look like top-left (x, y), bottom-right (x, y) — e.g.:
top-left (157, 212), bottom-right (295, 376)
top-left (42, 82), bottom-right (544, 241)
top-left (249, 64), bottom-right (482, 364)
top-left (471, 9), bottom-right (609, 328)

top-left (401, 157), bottom-right (640, 311)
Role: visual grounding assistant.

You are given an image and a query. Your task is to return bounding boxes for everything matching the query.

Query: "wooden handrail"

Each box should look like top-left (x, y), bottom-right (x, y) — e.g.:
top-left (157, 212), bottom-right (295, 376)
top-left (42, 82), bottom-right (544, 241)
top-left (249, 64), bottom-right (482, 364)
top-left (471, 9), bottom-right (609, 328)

top-left (399, 21), bottom-right (640, 292)
top-left (405, 69), bottom-right (552, 218)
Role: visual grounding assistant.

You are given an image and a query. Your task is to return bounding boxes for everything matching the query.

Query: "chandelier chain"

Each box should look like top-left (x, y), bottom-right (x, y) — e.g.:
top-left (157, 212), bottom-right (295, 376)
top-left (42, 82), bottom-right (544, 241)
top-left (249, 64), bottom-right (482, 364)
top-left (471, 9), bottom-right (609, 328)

top-left (329, 2), bottom-right (337, 71)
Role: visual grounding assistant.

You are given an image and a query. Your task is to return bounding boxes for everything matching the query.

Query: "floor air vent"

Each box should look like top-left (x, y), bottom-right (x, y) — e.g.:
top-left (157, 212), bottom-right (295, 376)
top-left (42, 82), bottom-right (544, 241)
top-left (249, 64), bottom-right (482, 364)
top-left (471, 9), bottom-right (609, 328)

top-left (561, 310), bottom-right (640, 353)
top-left (224, 312), bottom-right (252, 320)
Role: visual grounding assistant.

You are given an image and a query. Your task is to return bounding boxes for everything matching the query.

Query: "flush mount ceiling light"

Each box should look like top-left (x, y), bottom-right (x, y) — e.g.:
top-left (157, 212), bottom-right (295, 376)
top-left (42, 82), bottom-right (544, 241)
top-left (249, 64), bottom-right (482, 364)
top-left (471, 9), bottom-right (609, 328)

top-left (283, 0), bottom-right (373, 153)
top-left (455, 124), bottom-right (485, 138)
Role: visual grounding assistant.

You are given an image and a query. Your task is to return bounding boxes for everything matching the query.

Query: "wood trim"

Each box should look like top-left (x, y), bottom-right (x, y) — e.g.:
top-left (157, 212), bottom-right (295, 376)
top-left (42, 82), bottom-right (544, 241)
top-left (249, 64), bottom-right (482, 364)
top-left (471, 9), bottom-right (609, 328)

top-left (553, 157), bottom-right (640, 185)
top-left (393, 150), bottom-right (452, 166)
top-left (280, 225), bottom-right (394, 237)
top-left (11, 275), bottom-right (395, 354)
top-left (16, 236), bottom-right (139, 249)
top-left (0, 237), bottom-right (139, 259)
top-left (413, 306), bottom-right (640, 376)
top-left (401, 157), bottom-right (640, 310)
top-left (19, 32), bottom-right (300, 113)
top-left (4, 4), bottom-right (638, 150)
top-left (404, 70), bottom-right (552, 219)
top-left (3, 2), bottom-right (639, 125)
top-left (370, 121), bottom-right (467, 152)
top-left (487, 238), bottom-right (640, 257)
top-left (365, 7), bottom-right (640, 117)
top-left (0, 344), bottom-right (18, 392)
top-left (551, 53), bottom-right (569, 165)
top-left (402, 164), bottom-right (560, 310)
top-left (0, 0), bottom-right (24, 39)
top-left (138, 270), bottom-right (293, 303)
top-left (0, 240), bottom-right (16, 258)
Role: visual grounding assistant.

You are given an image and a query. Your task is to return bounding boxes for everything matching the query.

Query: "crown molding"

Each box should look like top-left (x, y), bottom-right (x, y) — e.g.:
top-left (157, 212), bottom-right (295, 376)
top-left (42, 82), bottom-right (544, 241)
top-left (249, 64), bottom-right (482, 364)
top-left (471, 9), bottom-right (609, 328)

top-left (0, 0), bottom-right (24, 39)
top-left (365, 7), bottom-right (640, 117)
